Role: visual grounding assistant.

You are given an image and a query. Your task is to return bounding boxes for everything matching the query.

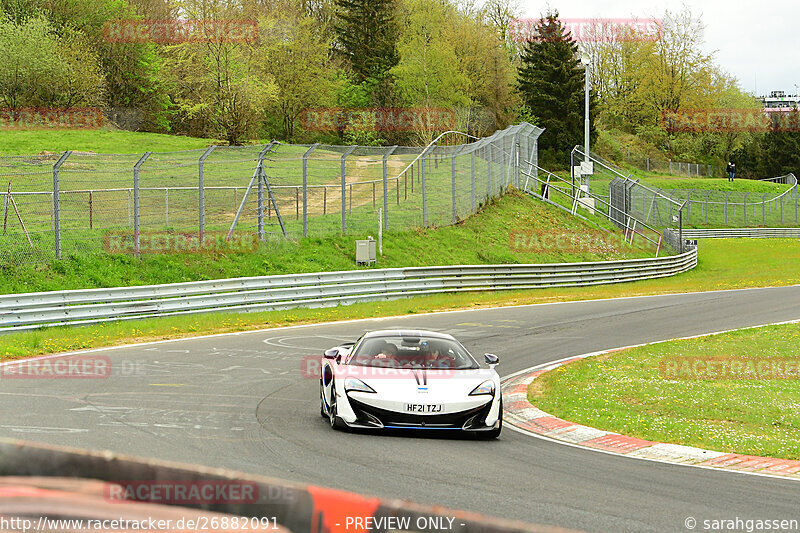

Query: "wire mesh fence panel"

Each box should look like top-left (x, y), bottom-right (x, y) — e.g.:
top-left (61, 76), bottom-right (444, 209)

top-left (0, 123), bottom-right (543, 264)
top-left (0, 154), bottom-right (56, 264)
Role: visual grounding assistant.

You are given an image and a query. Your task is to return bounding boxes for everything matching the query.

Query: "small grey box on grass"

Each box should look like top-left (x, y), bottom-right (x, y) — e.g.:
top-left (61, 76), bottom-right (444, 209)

top-left (356, 237), bottom-right (376, 265)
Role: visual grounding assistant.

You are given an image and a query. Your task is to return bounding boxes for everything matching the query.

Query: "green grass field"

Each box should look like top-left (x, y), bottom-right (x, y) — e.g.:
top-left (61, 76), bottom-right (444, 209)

top-left (0, 129), bottom-right (516, 264)
top-left (0, 129), bottom-right (221, 156)
top-left (2, 238), bottom-right (799, 359)
top-left (531, 321), bottom-right (800, 460)
top-left (0, 189), bottom-right (653, 294)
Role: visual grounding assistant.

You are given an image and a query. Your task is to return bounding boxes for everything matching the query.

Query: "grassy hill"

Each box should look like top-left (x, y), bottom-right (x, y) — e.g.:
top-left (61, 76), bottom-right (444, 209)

top-left (0, 189), bottom-right (652, 294)
top-left (0, 129), bottom-right (221, 156)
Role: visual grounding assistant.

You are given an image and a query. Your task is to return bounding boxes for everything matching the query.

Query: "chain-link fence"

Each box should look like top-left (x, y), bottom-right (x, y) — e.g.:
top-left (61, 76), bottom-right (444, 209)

top-left (619, 149), bottom-right (718, 177)
top-left (570, 147), bottom-right (799, 229)
top-left (0, 123), bottom-right (543, 265)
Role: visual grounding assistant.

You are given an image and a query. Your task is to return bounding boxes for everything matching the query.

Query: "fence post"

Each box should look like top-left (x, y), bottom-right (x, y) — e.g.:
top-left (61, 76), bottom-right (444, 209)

top-left (133, 152), bottom-right (151, 257)
top-left (646, 157), bottom-right (650, 172)
top-left (198, 146), bottom-right (216, 242)
top-left (487, 144), bottom-right (493, 199)
top-left (165, 189), bottom-right (169, 226)
top-left (705, 191), bottom-right (710, 224)
top-left (471, 150), bottom-right (476, 211)
top-left (451, 147), bottom-right (461, 223)
top-left (724, 192), bottom-right (730, 224)
top-left (302, 144), bottom-right (318, 237)
top-left (422, 148), bottom-right (430, 226)
top-left (256, 143), bottom-right (274, 241)
top-left (744, 192), bottom-right (748, 225)
top-left (341, 146), bottom-right (357, 233)
top-left (763, 193), bottom-right (768, 225)
top-left (52, 151), bottom-right (71, 259)
top-left (781, 194), bottom-right (784, 224)
top-left (383, 146), bottom-right (397, 230)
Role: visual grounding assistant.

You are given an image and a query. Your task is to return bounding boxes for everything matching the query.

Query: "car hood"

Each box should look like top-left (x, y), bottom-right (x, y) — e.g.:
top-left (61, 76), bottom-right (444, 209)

top-left (337, 366), bottom-right (498, 400)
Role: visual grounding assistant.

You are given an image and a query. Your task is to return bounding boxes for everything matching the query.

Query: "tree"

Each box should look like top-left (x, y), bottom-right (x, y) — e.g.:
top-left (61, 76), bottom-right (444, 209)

top-left (165, 0), bottom-right (276, 144)
top-left (258, 15), bottom-right (338, 141)
top-left (391, 0), bottom-right (471, 144)
top-left (0, 15), bottom-right (105, 112)
top-left (444, 7), bottom-right (516, 135)
top-left (517, 11), bottom-right (595, 159)
top-left (334, 0), bottom-right (399, 85)
top-left (1, 0), bottom-right (170, 130)
top-left (761, 110), bottom-right (800, 178)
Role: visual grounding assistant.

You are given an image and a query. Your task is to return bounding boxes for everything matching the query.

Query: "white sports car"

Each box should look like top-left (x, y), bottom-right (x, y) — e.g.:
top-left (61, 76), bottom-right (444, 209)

top-left (319, 330), bottom-right (502, 438)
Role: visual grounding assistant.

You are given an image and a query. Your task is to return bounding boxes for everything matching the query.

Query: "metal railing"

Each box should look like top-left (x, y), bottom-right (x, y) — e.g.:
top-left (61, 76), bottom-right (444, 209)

top-left (520, 163), bottom-right (669, 254)
top-left (680, 228), bottom-right (800, 239)
top-left (0, 250), bottom-right (697, 331)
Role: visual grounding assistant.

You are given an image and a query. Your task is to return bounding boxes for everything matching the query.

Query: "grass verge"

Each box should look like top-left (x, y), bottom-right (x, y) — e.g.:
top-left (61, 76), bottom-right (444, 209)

top-left (0, 129), bottom-right (220, 156)
top-left (2, 238), bottom-right (800, 360)
top-left (0, 190), bottom-right (651, 294)
top-left (531, 322), bottom-right (800, 460)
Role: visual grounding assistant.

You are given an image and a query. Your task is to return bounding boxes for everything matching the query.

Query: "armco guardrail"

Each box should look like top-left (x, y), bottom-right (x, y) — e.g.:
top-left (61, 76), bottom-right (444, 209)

top-left (681, 228), bottom-right (800, 239)
top-left (0, 438), bottom-right (562, 533)
top-left (0, 251), bottom-right (697, 331)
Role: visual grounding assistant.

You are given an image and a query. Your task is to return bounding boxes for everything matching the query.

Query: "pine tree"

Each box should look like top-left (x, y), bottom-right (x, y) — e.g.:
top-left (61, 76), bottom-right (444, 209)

top-left (761, 110), bottom-right (800, 177)
top-left (334, 0), bottom-right (399, 84)
top-left (517, 11), bottom-right (595, 161)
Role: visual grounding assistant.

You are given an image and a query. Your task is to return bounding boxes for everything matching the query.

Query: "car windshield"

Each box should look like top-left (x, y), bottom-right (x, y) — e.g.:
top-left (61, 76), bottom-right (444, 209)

top-left (347, 336), bottom-right (479, 369)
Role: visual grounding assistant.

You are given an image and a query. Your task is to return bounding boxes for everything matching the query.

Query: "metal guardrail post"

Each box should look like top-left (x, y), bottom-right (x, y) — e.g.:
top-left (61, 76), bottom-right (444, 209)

top-left (301, 144), bottom-right (318, 237)
top-left (198, 146), bottom-right (216, 242)
top-left (340, 146), bottom-right (356, 233)
top-left (383, 146), bottom-right (397, 230)
top-left (763, 193), bottom-right (768, 225)
top-left (678, 207), bottom-right (684, 254)
top-left (52, 151), bottom-right (71, 259)
top-left (133, 152), bottom-right (152, 257)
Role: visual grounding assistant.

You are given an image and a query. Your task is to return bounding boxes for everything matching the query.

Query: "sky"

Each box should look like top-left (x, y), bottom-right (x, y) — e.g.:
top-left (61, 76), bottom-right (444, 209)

top-left (518, 0), bottom-right (800, 97)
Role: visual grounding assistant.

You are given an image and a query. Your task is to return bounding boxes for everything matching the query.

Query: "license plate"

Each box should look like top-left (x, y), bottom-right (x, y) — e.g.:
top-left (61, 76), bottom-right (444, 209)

top-left (406, 403), bottom-right (442, 413)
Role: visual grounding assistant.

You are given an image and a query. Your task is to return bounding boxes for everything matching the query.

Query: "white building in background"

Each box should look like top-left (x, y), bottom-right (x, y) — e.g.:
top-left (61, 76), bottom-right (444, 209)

top-left (759, 90), bottom-right (800, 114)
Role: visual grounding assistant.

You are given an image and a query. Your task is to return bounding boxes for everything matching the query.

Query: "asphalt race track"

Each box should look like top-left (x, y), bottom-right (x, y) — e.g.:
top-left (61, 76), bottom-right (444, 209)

top-left (4, 286), bottom-right (800, 532)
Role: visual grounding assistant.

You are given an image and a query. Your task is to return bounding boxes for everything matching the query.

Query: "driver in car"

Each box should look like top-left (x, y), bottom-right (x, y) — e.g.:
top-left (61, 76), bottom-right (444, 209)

top-left (425, 341), bottom-right (456, 368)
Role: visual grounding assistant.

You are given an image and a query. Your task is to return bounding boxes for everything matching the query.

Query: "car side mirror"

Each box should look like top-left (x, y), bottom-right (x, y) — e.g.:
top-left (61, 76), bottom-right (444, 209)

top-left (324, 349), bottom-right (339, 361)
top-left (484, 353), bottom-right (499, 366)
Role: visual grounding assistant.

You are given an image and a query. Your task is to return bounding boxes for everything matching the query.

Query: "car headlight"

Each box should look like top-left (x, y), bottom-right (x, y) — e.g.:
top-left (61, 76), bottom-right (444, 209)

top-left (469, 380), bottom-right (495, 396)
top-left (344, 377), bottom-right (376, 394)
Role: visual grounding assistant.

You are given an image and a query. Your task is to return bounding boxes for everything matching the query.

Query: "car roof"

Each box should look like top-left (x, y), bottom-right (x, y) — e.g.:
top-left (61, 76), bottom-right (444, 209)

top-left (361, 330), bottom-right (456, 341)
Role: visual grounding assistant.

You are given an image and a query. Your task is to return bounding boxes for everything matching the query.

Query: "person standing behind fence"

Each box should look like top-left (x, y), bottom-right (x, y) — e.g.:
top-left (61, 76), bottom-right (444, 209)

top-left (726, 161), bottom-right (736, 182)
